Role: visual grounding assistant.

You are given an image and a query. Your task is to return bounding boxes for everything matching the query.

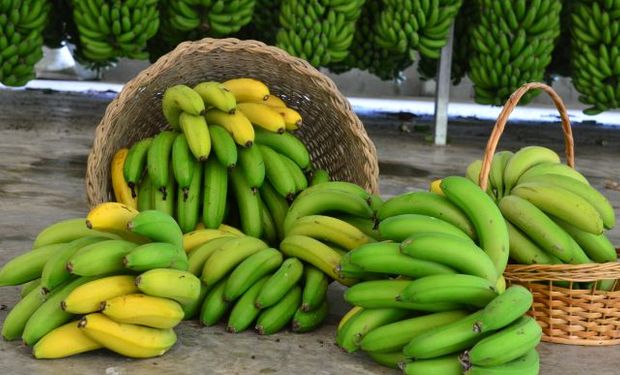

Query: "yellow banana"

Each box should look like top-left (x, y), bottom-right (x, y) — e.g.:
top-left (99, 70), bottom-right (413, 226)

top-left (78, 313), bottom-right (177, 358)
top-left (111, 148), bottom-right (137, 209)
top-left (237, 102), bottom-right (286, 133)
top-left (85, 202), bottom-right (145, 243)
top-left (430, 179), bottom-right (445, 195)
top-left (33, 321), bottom-right (103, 359)
top-left (222, 77), bottom-right (270, 102)
top-left (275, 107), bottom-right (302, 131)
top-left (101, 294), bottom-right (184, 329)
top-left (182, 228), bottom-right (238, 253)
top-left (62, 275), bottom-right (139, 314)
top-left (204, 109), bottom-right (255, 147)
top-left (218, 224), bottom-right (244, 236)
top-left (261, 94), bottom-right (287, 107)
top-left (286, 215), bottom-right (374, 250)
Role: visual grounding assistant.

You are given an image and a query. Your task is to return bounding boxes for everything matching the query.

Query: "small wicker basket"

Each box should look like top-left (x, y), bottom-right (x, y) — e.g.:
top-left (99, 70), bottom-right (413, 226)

top-left (479, 82), bottom-right (620, 346)
top-left (85, 38), bottom-right (379, 206)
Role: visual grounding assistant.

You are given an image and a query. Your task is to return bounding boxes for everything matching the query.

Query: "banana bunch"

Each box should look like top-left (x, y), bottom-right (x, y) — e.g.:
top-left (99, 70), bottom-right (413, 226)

top-left (237, 0), bottom-right (281, 45)
top-left (468, 0), bottom-right (562, 105)
top-left (375, 0), bottom-right (463, 60)
top-left (464, 146), bottom-right (618, 283)
top-left (328, 0), bottom-right (414, 81)
top-left (275, 0), bottom-right (365, 67)
top-left (69, 0), bottom-right (159, 65)
top-left (417, 0), bottom-right (477, 84)
top-left (0, 206), bottom-right (213, 358)
top-left (148, 0), bottom-right (256, 61)
top-left (0, 0), bottom-right (51, 86)
top-left (570, 0), bottom-right (620, 114)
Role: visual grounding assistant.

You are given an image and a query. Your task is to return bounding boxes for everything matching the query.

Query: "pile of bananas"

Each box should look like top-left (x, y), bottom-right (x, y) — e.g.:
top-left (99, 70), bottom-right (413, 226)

top-left (0, 0), bottom-right (50, 86)
top-left (114, 78), bottom-right (313, 243)
top-left (468, 0), bottom-right (562, 105)
top-left (70, 0), bottom-right (159, 64)
top-left (275, 0), bottom-right (365, 67)
top-left (0, 207), bottom-right (204, 358)
top-left (148, 0), bottom-right (256, 61)
top-left (570, 0), bottom-right (620, 115)
top-left (466, 146), bottom-right (618, 278)
top-left (334, 176), bottom-right (543, 373)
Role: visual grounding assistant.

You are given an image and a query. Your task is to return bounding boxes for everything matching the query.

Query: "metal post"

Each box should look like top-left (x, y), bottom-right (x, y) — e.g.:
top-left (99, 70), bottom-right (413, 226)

top-left (433, 23), bottom-right (455, 145)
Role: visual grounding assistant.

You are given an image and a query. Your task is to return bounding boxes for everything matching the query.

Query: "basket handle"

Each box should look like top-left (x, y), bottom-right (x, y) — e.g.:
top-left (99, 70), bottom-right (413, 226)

top-left (478, 82), bottom-right (575, 191)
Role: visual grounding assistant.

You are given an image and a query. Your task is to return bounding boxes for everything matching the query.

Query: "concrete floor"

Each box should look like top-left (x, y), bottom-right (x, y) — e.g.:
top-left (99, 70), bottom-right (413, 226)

top-left (0, 90), bottom-right (619, 374)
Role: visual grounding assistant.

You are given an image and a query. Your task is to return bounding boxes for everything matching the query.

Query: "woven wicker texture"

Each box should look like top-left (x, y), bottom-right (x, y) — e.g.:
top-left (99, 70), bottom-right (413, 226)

top-left (482, 82), bottom-right (620, 345)
top-left (85, 38), bottom-right (379, 206)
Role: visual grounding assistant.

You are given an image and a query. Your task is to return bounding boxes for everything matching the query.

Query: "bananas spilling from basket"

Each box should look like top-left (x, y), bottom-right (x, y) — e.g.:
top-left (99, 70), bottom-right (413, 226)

top-left (465, 146), bottom-right (618, 282)
top-left (335, 176), bottom-right (542, 373)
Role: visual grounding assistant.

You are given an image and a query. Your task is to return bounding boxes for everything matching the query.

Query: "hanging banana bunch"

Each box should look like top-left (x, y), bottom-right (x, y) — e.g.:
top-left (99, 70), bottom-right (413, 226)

top-left (70, 0), bottom-right (159, 66)
top-left (328, 0), bottom-right (414, 80)
top-left (417, 0), bottom-right (477, 84)
top-left (468, 0), bottom-right (562, 106)
top-left (375, 0), bottom-right (462, 60)
top-left (149, 0), bottom-right (256, 61)
top-left (0, 0), bottom-right (51, 87)
top-left (276, 0), bottom-right (366, 67)
top-left (238, 0), bottom-right (281, 45)
top-left (570, 0), bottom-right (620, 115)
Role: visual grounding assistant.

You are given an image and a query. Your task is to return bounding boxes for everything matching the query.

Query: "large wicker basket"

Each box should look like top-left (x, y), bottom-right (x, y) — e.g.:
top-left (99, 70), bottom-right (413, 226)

top-left (480, 82), bottom-right (620, 346)
top-left (85, 38), bottom-right (379, 206)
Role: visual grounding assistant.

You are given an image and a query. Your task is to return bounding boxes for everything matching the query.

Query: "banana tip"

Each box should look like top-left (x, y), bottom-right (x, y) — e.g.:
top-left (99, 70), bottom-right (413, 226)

top-left (60, 301), bottom-right (67, 311)
top-left (77, 317), bottom-right (87, 328)
top-left (244, 141), bottom-right (253, 148)
top-left (277, 128), bottom-right (285, 134)
top-left (99, 301), bottom-right (107, 311)
top-left (85, 220), bottom-right (93, 229)
top-left (472, 322), bottom-right (482, 333)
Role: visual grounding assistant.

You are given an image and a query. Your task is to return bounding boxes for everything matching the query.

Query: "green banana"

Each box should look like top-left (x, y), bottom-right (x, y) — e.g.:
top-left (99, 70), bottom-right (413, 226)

top-left (2, 285), bottom-right (47, 341)
top-left (516, 162), bottom-right (589, 186)
top-left (171, 133), bottom-right (196, 200)
top-left (300, 265), bottom-right (329, 312)
top-left (555, 219), bottom-right (617, 262)
top-left (463, 316), bottom-right (542, 367)
top-left (224, 248), bottom-right (283, 302)
top-left (238, 144), bottom-right (266, 190)
top-left (180, 112), bottom-right (211, 161)
top-left (378, 191), bottom-right (477, 239)
top-left (259, 180), bottom-right (290, 240)
top-left (136, 268), bottom-right (201, 307)
top-left (489, 151), bottom-right (514, 200)
top-left (147, 130), bottom-right (177, 196)
top-left (258, 144), bottom-right (296, 199)
top-left (20, 278), bottom-right (41, 299)
top-left (258, 195), bottom-right (278, 245)
top-left (401, 356), bottom-right (463, 375)
top-left (255, 257), bottom-right (304, 309)
top-left (287, 215), bottom-right (374, 251)
top-left (360, 310), bottom-right (469, 354)
top-left (400, 233), bottom-right (498, 283)
top-left (336, 307), bottom-right (410, 353)
top-left (230, 166), bottom-right (263, 238)
top-left (506, 221), bottom-right (561, 265)
top-left (32, 218), bottom-right (117, 248)
top-left (367, 351), bottom-right (408, 369)
top-left (311, 169), bottom-right (330, 185)
top-left (209, 124), bottom-right (238, 168)
top-left (200, 276), bottom-right (231, 326)
top-left (202, 156), bottom-right (228, 229)
top-left (176, 158), bottom-right (203, 233)
top-left (503, 146), bottom-right (561, 193)
top-left (127, 209), bottom-right (183, 248)
top-left (255, 285), bottom-right (302, 335)
top-left (441, 176), bottom-right (510, 277)
top-left (193, 81), bottom-right (236, 113)
top-left (123, 137), bottom-right (152, 196)
top-left (182, 282), bottom-right (210, 320)
top-left (398, 274), bottom-right (498, 308)
top-left (152, 167), bottom-right (176, 217)
top-left (227, 276), bottom-right (270, 333)
top-left (201, 236), bottom-right (269, 286)
top-left (291, 300), bottom-right (329, 333)
top-left (137, 173), bottom-right (154, 211)
top-left (162, 84), bottom-right (205, 130)
top-left (281, 153), bottom-right (308, 193)
top-left (378, 213), bottom-right (473, 243)
top-left (254, 127), bottom-right (310, 170)
top-left (66, 240), bottom-right (138, 276)
top-left (474, 285), bottom-right (534, 333)
top-left (123, 243), bottom-right (188, 272)
top-left (0, 243), bottom-right (67, 286)
top-left (187, 236), bottom-right (237, 276)
top-left (464, 349), bottom-right (540, 375)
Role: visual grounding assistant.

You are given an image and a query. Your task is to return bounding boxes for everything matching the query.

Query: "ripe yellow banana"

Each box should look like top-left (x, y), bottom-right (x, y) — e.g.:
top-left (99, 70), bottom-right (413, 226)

top-left (101, 294), bottom-right (184, 329)
top-left (237, 102), bottom-right (286, 133)
top-left (85, 202), bottom-right (144, 243)
top-left (111, 148), bottom-right (137, 209)
top-left (182, 228), bottom-right (238, 253)
top-left (62, 275), bottom-right (139, 314)
top-left (78, 313), bottom-right (177, 358)
top-left (204, 108), bottom-right (255, 147)
top-left (33, 321), bottom-right (103, 359)
top-left (275, 107), bottom-right (302, 131)
top-left (261, 94), bottom-right (287, 107)
top-left (286, 215), bottom-right (375, 250)
top-left (222, 77), bottom-right (270, 102)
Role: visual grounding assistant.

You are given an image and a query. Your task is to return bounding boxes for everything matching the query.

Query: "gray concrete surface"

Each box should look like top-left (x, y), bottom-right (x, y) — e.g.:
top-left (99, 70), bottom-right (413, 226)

top-left (0, 90), bottom-right (619, 374)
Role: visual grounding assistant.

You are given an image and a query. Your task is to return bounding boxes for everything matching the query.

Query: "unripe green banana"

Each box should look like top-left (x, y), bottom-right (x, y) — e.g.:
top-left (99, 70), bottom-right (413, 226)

top-left (177, 158), bottom-right (203, 233)
top-left (2, 285), bottom-right (47, 341)
top-left (209, 124), bottom-right (238, 168)
top-left (517, 162), bottom-right (589, 186)
top-left (137, 173), bottom-right (154, 211)
top-left (336, 307), bottom-right (410, 353)
top-left (340, 241), bottom-right (455, 279)
top-left (441, 176), bottom-right (510, 277)
top-left (180, 112), bottom-right (211, 161)
top-left (193, 81), bottom-right (236, 113)
top-left (345, 280), bottom-right (462, 311)
top-left (360, 310), bottom-right (469, 354)
top-left (162, 84), bottom-right (205, 130)
top-left (291, 299), bottom-right (329, 333)
top-left (227, 276), bottom-right (270, 333)
top-left (127, 209), bottom-right (184, 249)
top-left (0, 243), bottom-right (66, 286)
top-left (187, 236), bottom-right (237, 276)
top-left (401, 355), bottom-right (463, 375)
top-left (152, 167), bottom-right (176, 217)
top-left (238, 144), bottom-right (266, 190)
top-left (555, 219), bottom-right (617, 263)
top-left (20, 278), bottom-right (41, 299)
top-left (463, 316), bottom-right (542, 367)
top-left (400, 233), bottom-right (498, 283)
top-left (182, 282), bottom-right (210, 320)
top-left (258, 144), bottom-right (296, 199)
top-left (224, 248), bottom-right (283, 302)
top-left (32, 218), bottom-right (117, 248)
top-left (506, 220), bottom-right (561, 265)
top-left (255, 285), bottom-right (302, 335)
top-left (301, 265), bottom-right (329, 312)
top-left (398, 274), bottom-right (498, 308)
top-left (474, 285), bottom-right (533, 333)
top-left (202, 157), bottom-right (228, 229)
top-left (147, 130), bottom-right (177, 195)
top-left (200, 276), bottom-right (231, 326)
top-left (378, 191), bottom-right (477, 239)
top-left (201, 236), bottom-right (269, 286)
top-left (287, 214), bottom-right (374, 251)
top-left (230, 166), bottom-right (263, 238)
top-left (464, 349), bottom-right (540, 375)
top-left (258, 195), bottom-right (278, 245)
top-left (259, 180), bottom-right (290, 240)
top-left (281, 153), bottom-right (308, 193)
top-left (124, 137), bottom-right (152, 196)
top-left (255, 257), bottom-right (304, 309)
top-left (136, 268), bottom-right (201, 307)
top-left (489, 150), bottom-right (514, 200)
top-left (368, 351), bottom-right (408, 369)
top-left (254, 128), bottom-right (311, 170)
top-left (311, 169), bottom-right (330, 185)
top-left (379, 213), bottom-right (473, 243)
top-left (67, 240), bottom-right (138, 276)
top-left (171, 133), bottom-right (196, 200)
top-left (123, 243), bottom-right (188, 272)
top-left (503, 146), bottom-right (561, 193)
